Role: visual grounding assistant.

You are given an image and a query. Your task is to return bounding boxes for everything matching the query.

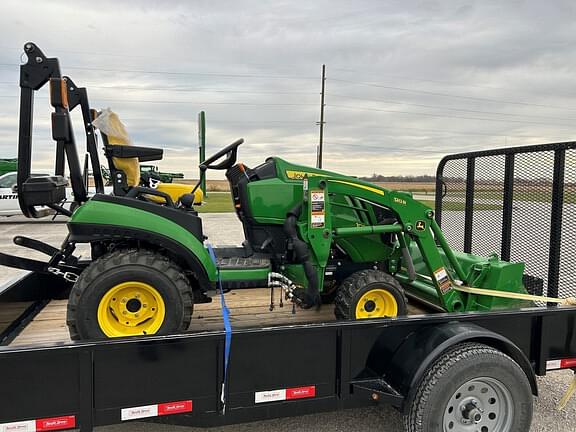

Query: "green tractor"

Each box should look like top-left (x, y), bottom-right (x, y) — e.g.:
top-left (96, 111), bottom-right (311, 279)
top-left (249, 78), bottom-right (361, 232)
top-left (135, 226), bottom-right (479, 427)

top-left (0, 43), bottom-right (531, 340)
top-left (0, 158), bottom-right (17, 176)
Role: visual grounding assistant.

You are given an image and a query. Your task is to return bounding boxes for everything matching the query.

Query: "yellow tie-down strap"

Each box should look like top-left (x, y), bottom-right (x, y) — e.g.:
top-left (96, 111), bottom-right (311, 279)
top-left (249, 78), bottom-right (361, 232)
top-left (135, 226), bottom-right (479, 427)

top-left (453, 285), bottom-right (576, 306)
top-left (558, 376), bottom-right (576, 410)
top-left (453, 284), bottom-right (576, 410)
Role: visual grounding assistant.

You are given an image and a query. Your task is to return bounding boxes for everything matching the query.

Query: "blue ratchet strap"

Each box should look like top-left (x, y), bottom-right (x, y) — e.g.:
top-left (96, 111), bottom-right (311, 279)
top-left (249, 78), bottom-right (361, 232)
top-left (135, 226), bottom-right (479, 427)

top-left (207, 243), bottom-right (232, 414)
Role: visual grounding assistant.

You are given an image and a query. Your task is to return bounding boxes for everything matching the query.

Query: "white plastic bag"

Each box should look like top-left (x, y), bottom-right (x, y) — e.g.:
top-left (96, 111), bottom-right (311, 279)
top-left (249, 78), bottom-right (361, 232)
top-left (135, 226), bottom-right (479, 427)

top-left (93, 108), bottom-right (140, 186)
top-left (92, 108), bottom-right (133, 145)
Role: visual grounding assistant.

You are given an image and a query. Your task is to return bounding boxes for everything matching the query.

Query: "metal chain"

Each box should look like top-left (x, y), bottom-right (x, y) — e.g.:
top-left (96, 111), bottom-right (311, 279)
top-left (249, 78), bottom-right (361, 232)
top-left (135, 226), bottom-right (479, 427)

top-left (47, 266), bottom-right (79, 283)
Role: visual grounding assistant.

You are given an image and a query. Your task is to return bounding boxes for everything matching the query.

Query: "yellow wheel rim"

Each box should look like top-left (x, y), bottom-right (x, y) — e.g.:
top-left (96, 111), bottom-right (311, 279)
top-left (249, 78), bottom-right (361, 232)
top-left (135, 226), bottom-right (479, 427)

top-left (355, 288), bottom-right (398, 319)
top-left (97, 281), bottom-right (166, 337)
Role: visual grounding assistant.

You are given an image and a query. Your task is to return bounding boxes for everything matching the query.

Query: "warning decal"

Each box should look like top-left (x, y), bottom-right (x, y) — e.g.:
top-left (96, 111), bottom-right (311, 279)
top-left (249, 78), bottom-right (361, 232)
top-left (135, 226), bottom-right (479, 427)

top-left (255, 385), bottom-right (316, 404)
top-left (121, 400), bottom-right (192, 421)
top-left (310, 190), bottom-right (325, 228)
top-left (0, 416), bottom-right (76, 432)
top-left (433, 267), bottom-right (453, 294)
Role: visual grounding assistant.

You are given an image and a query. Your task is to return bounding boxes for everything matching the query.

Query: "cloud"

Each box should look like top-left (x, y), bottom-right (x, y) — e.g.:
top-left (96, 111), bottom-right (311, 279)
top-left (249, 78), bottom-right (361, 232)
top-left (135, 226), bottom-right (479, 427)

top-left (0, 0), bottom-right (575, 179)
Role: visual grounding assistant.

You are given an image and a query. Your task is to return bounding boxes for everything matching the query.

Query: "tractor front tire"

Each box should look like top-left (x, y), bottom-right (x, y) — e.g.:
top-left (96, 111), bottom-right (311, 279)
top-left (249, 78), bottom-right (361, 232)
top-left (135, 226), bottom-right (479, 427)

top-left (334, 269), bottom-right (407, 320)
top-left (67, 249), bottom-right (193, 340)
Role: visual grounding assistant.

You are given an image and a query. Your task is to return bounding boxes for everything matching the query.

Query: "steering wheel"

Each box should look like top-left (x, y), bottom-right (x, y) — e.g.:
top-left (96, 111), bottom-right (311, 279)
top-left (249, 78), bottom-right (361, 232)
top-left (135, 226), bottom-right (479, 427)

top-left (187, 138), bottom-right (243, 201)
top-left (200, 138), bottom-right (244, 171)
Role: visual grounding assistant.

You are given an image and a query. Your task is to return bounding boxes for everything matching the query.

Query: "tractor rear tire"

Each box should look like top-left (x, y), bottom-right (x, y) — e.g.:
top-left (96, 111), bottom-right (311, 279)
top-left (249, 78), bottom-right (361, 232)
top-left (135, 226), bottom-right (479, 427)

top-left (67, 249), bottom-right (193, 340)
top-left (334, 269), bottom-right (407, 320)
top-left (404, 342), bottom-right (533, 432)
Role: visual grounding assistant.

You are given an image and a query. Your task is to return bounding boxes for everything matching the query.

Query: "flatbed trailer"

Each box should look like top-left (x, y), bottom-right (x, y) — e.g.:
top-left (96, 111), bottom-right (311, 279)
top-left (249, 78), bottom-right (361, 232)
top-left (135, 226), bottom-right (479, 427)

top-left (1, 142), bottom-right (576, 432)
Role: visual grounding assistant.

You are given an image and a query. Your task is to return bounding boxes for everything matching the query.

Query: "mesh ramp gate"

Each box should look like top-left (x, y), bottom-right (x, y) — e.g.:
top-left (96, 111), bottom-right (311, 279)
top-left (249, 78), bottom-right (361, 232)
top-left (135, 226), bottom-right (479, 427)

top-left (434, 141), bottom-right (576, 301)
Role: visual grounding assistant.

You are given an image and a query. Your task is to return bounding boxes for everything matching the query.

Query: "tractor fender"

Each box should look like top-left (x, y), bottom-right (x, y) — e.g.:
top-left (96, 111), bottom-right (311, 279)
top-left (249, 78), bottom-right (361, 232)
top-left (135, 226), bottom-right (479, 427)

top-left (68, 223), bottom-right (216, 289)
top-left (383, 322), bottom-right (538, 412)
top-left (68, 197), bottom-right (217, 287)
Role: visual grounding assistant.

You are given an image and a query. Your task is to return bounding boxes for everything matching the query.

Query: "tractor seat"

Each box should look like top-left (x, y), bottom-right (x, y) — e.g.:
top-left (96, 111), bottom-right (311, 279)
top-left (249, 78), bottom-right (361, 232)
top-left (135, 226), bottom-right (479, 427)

top-left (93, 110), bottom-right (203, 206)
top-left (104, 144), bottom-right (203, 206)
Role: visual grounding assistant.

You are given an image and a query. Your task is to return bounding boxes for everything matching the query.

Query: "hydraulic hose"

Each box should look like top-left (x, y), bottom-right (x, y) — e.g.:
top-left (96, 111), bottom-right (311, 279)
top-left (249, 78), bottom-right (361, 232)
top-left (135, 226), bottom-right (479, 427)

top-left (284, 204), bottom-right (321, 307)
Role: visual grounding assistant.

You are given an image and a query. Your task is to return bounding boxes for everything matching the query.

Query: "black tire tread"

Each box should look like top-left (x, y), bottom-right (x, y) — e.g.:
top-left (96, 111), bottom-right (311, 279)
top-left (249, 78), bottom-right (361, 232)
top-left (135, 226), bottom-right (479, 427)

top-left (405, 342), bottom-right (531, 432)
top-left (334, 269), bottom-right (407, 320)
top-left (67, 248), bottom-right (193, 340)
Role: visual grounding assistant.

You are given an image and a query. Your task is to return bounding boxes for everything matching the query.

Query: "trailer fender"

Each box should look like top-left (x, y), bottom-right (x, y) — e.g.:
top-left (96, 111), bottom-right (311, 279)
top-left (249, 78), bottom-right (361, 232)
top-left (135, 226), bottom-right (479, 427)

top-left (383, 322), bottom-right (538, 412)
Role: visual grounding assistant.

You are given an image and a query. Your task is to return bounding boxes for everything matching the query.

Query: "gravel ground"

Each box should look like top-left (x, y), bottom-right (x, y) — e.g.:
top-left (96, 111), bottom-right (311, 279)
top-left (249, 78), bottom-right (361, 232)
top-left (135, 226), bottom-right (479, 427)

top-left (0, 213), bottom-right (574, 431)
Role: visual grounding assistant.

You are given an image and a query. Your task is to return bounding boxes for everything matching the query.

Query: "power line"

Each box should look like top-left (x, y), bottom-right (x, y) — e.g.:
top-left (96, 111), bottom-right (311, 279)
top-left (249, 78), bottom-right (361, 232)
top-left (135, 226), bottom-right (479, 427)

top-left (0, 94), bottom-right (316, 107)
top-left (328, 93), bottom-right (576, 123)
top-left (328, 104), bottom-right (576, 129)
top-left (0, 81), bottom-right (316, 96)
top-left (324, 141), bottom-right (448, 154)
top-left (331, 67), bottom-right (509, 92)
top-left (0, 62), bottom-right (317, 80)
top-left (326, 123), bottom-right (570, 141)
top-left (329, 77), bottom-right (576, 112)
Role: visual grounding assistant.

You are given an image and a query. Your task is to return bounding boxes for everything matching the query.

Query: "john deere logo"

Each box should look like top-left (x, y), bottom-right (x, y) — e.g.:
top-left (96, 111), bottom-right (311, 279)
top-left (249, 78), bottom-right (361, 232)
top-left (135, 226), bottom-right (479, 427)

top-left (416, 220), bottom-right (426, 231)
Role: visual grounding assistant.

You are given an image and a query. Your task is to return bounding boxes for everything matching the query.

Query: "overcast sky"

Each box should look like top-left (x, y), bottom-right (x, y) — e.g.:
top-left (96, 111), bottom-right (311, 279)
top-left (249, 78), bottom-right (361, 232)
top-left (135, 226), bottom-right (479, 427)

top-left (1, 0), bottom-right (576, 179)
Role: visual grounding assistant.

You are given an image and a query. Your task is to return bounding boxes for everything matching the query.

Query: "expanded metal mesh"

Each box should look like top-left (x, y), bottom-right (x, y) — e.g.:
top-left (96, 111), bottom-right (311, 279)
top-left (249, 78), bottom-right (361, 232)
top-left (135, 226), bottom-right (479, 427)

top-left (509, 151), bottom-right (553, 297)
top-left (436, 143), bottom-right (576, 300)
top-left (559, 149), bottom-right (576, 298)
top-left (470, 155), bottom-right (505, 259)
top-left (438, 158), bottom-right (466, 252)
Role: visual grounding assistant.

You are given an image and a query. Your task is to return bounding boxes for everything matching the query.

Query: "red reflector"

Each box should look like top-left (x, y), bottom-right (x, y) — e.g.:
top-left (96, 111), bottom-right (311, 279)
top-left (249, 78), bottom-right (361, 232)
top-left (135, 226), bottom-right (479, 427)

top-left (36, 415), bottom-right (76, 431)
top-left (158, 400), bottom-right (193, 416)
top-left (560, 358), bottom-right (576, 368)
top-left (286, 385), bottom-right (316, 400)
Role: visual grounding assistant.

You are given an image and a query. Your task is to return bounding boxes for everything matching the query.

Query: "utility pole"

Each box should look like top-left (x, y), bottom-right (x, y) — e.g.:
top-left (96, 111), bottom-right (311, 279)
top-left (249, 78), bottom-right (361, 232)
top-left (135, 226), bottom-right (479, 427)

top-left (198, 111), bottom-right (207, 197)
top-left (317, 64), bottom-right (326, 169)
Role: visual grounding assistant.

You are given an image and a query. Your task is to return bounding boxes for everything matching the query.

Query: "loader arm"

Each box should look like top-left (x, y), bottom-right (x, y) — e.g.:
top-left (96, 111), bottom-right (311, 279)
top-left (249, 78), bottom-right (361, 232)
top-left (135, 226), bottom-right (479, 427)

top-left (301, 175), bottom-right (527, 313)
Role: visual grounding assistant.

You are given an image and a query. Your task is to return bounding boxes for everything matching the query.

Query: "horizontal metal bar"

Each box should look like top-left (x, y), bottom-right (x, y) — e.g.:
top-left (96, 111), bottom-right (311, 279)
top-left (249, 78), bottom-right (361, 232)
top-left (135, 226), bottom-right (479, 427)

top-left (333, 224), bottom-right (403, 237)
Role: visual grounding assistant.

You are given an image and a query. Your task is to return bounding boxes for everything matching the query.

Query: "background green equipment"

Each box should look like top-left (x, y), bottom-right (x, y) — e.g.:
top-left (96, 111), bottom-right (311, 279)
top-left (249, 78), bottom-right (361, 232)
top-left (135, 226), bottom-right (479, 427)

top-left (0, 158), bottom-right (17, 176)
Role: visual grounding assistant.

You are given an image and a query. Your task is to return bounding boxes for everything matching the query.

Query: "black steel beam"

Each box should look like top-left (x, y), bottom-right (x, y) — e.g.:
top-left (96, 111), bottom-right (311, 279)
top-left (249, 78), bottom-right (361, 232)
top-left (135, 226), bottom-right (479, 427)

top-left (547, 148), bottom-right (565, 301)
top-left (463, 157), bottom-right (475, 254)
top-left (501, 153), bottom-right (515, 261)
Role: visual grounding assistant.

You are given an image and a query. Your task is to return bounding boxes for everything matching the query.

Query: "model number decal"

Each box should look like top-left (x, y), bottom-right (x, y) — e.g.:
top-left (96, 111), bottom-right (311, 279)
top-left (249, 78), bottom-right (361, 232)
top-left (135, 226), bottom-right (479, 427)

top-left (286, 170), bottom-right (320, 180)
top-left (393, 197), bottom-right (406, 205)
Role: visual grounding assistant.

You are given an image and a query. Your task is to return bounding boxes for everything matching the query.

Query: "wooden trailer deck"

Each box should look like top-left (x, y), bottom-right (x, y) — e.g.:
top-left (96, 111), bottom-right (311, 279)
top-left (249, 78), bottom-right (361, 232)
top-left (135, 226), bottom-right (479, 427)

top-left (8, 288), bottom-right (429, 347)
top-left (0, 302), bottom-right (34, 337)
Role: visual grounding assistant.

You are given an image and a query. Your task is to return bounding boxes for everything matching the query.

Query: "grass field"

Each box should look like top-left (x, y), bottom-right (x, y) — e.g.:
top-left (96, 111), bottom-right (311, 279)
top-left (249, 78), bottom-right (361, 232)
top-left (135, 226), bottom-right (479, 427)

top-left (418, 200), bottom-right (501, 211)
top-left (185, 179), bottom-right (438, 194)
top-left (196, 192), bottom-right (234, 213)
top-left (448, 189), bottom-right (576, 204)
top-left (196, 193), bottom-right (501, 213)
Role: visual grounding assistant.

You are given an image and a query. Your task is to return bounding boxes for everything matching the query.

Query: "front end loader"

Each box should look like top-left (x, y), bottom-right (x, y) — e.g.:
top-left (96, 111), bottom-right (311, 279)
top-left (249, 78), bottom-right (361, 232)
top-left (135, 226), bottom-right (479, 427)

top-left (0, 43), bottom-right (531, 341)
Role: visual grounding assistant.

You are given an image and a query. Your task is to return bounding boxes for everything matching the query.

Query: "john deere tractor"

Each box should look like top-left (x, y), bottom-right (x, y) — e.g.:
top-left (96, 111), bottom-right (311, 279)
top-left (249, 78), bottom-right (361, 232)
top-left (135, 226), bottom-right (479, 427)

top-left (0, 43), bottom-right (531, 340)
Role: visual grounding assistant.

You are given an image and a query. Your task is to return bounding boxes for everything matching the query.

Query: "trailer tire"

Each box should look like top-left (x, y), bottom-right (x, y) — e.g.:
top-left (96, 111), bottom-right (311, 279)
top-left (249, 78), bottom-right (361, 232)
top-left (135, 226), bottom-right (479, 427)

top-left (404, 342), bottom-right (533, 432)
top-left (67, 249), bottom-right (193, 340)
top-left (334, 269), bottom-right (407, 320)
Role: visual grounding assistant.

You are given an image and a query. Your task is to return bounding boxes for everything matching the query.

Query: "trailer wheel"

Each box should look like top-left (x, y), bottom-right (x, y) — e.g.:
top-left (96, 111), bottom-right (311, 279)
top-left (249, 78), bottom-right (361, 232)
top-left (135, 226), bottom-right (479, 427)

top-left (405, 342), bottom-right (533, 432)
top-left (334, 269), bottom-right (407, 320)
top-left (67, 249), bottom-right (193, 340)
